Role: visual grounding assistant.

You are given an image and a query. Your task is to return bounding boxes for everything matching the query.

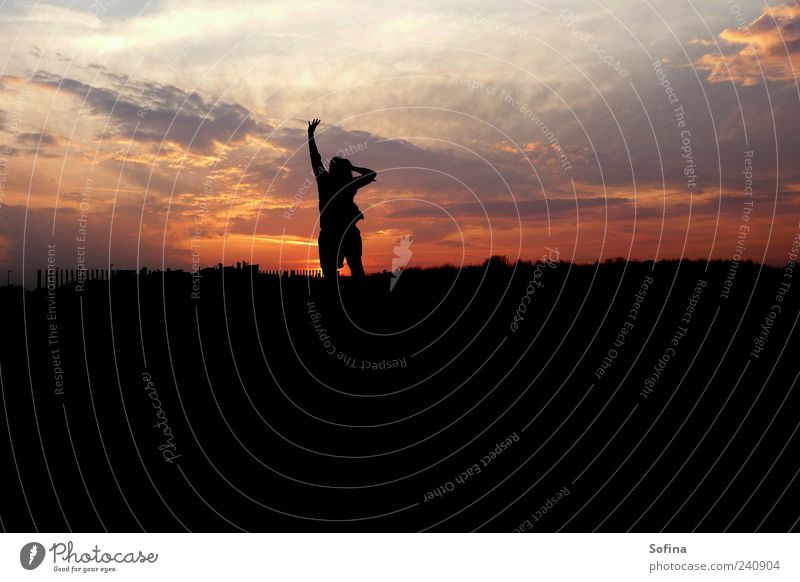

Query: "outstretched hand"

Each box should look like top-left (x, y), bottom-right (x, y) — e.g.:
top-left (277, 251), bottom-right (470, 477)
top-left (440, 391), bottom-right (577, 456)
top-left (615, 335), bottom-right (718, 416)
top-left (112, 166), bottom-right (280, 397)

top-left (307, 118), bottom-right (321, 135)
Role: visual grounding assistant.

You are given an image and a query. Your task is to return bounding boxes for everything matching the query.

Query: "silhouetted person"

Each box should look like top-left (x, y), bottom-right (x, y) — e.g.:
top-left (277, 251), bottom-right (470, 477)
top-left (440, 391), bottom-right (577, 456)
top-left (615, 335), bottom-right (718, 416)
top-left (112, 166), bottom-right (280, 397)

top-left (307, 119), bottom-right (376, 281)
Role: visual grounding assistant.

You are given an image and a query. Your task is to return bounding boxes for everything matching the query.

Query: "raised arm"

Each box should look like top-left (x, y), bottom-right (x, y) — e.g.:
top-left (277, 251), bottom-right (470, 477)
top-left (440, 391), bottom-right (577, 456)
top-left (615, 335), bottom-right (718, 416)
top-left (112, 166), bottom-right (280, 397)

top-left (350, 165), bottom-right (376, 189)
top-left (307, 119), bottom-right (324, 177)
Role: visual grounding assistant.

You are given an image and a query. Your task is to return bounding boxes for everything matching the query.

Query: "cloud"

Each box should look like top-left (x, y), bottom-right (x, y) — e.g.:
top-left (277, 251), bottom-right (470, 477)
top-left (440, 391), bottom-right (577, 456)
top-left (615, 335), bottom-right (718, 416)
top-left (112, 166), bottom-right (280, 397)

top-left (17, 131), bottom-right (59, 146)
top-left (3, 0), bottom-right (800, 273)
top-left (27, 71), bottom-right (271, 154)
top-left (387, 196), bottom-right (630, 219)
top-left (697, 2), bottom-right (800, 86)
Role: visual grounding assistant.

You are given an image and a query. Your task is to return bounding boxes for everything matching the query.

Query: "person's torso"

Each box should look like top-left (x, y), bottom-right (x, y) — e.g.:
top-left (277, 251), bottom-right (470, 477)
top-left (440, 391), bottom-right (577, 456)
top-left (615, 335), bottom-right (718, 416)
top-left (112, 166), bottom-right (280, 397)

top-left (317, 173), bottom-right (362, 230)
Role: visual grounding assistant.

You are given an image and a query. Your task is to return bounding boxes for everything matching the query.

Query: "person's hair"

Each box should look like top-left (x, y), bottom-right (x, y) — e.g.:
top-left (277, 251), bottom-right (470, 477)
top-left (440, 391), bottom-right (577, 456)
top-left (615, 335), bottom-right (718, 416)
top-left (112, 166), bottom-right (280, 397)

top-left (328, 156), bottom-right (353, 180)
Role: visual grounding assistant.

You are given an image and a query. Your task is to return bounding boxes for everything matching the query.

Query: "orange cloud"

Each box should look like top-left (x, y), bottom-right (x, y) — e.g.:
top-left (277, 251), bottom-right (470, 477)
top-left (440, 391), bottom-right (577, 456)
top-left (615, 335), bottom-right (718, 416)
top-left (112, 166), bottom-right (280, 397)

top-left (697, 2), bottom-right (800, 85)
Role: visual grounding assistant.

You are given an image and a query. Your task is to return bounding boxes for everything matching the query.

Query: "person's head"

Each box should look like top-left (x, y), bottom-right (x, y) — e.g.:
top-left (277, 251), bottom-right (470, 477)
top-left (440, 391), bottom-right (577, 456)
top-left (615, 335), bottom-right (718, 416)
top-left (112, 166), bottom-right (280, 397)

top-left (328, 156), bottom-right (353, 180)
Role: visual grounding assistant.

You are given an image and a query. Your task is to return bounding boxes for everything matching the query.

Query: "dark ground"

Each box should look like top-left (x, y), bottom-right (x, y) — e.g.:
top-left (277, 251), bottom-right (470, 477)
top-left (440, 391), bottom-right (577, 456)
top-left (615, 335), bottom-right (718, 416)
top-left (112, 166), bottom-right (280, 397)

top-left (0, 258), bottom-right (798, 532)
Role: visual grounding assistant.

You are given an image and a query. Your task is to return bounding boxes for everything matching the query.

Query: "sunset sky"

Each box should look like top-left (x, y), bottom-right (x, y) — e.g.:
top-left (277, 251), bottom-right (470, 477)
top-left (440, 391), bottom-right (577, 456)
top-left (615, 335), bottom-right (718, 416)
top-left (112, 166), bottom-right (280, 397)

top-left (1, 0), bottom-right (799, 282)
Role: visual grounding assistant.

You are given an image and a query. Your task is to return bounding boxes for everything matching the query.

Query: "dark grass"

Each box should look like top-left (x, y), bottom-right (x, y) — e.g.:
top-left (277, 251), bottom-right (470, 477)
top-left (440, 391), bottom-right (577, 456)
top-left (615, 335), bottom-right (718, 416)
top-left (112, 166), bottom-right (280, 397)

top-left (0, 259), bottom-right (798, 532)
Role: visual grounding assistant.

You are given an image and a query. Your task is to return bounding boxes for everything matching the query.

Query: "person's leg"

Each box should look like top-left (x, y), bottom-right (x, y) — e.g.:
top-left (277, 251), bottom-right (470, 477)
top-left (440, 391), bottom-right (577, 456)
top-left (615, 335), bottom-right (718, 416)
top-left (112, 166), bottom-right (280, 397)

top-left (344, 227), bottom-right (365, 280)
top-left (318, 230), bottom-right (338, 279)
top-left (348, 256), bottom-right (365, 279)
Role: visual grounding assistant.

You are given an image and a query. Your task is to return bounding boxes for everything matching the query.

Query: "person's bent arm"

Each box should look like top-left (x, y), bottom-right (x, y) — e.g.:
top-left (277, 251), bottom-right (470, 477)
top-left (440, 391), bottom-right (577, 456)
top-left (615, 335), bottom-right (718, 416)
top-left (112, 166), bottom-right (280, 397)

top-left (307, 119), bottom-right (324, 177)
top-left (351, 165), bottom-right (376, 189)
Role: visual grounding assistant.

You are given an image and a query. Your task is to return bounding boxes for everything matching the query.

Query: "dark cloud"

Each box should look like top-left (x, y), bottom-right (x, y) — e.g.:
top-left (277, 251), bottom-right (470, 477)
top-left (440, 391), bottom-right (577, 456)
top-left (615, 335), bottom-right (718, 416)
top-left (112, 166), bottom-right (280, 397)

top-left (387, 196), bottom-right (630, 219)
top-left (84, 63), bottom-right (130, 85)
top-left (28, 71), bottom-right (272, 154)
top-left (17, 131), bottom-right (58, 146)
